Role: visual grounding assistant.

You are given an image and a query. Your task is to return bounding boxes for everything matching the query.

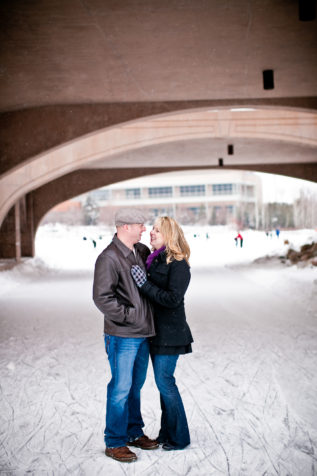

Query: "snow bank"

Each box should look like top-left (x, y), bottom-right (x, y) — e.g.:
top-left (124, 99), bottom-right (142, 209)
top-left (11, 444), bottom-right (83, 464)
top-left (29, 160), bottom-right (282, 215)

top-left (0, 224), bottom-right (316, 296)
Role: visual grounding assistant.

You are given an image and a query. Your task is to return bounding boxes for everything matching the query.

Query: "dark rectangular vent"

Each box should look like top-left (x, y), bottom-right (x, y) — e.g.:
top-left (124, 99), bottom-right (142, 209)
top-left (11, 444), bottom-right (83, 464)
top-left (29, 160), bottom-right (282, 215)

top-left (299, 0), bottom-right (316, 21)
top-left (263, 69), bottom-right (274, 90)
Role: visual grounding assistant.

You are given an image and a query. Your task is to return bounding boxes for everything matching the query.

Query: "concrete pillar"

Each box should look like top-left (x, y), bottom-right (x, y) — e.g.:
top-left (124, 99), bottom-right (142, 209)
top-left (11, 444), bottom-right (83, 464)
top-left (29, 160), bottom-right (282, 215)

top-left (21, 193), bottom-right (35, 257)
top-left (14, 202), bottom-right (21, 262)
top-left (0, 200), bottom-right (22, 260)
top-left (0, 194), bottom-right (35, 260)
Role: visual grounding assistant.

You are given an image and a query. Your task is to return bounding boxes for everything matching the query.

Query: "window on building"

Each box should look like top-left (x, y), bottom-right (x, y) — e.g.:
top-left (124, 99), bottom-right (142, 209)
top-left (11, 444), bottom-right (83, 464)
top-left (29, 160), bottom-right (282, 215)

top-left (90, 189), bottom-right (111, 201)
top-left (150, 208), bottom-right (173, 217)
top-left (180, 185), bottom-right (206, 197)
top-left (226, 205), bottom-right (234, 214)
top-left (212, 183), bottom-right (235, 195)
top-left (188, 207), bottom-right (200, 216)
top-left (148, 186), bottom-right (173, 198)
top-left (211, 206), bottom-right (227, 225)
top-left (126, 188), bottom-right (141, 199)
top-left (246, 185), bottom-right (255, 197)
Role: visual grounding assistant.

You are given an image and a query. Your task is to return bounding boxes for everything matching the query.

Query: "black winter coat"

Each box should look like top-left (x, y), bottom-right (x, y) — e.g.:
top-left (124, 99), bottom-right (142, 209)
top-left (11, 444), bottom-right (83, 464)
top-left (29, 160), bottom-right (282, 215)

top-left (139, 250), bottom-right (193, 347)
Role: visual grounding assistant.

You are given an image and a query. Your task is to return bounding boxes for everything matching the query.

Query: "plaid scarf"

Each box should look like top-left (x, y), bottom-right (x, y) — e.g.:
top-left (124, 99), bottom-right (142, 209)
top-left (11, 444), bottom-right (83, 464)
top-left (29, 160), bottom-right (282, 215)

top-left (146, 246), bottom-right (166, 270)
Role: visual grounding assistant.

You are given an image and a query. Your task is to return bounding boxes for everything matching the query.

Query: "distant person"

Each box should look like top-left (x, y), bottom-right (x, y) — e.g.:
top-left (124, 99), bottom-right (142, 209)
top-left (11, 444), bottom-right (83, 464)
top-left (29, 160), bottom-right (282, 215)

top-left (93, 208), bottom-right (158, 463)
top-left (234, 232), bottom-right (243, 248)
top-left (131, 216), bottom-right (193, 451)
top-left (83, 236), bottom-right (97, 248)
top-left (275, 228), bottom-right (280, 238)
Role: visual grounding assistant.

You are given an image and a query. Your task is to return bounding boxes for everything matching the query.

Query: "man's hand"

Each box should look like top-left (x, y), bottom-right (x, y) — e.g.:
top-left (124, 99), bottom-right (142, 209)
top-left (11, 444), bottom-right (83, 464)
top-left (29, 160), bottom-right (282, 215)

top-left (131, 265), bottom-right (147, 288)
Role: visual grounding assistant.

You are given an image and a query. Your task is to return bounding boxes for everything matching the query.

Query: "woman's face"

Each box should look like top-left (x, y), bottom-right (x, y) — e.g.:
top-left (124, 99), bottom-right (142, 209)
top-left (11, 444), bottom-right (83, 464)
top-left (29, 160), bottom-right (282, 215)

top-left (150, 222), bottom-right (165, 250)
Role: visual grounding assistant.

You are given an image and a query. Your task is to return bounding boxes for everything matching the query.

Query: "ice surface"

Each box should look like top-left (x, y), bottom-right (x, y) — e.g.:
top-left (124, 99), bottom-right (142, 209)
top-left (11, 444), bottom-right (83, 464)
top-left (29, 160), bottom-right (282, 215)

top-left (0, 225), bottom-right (317, 475)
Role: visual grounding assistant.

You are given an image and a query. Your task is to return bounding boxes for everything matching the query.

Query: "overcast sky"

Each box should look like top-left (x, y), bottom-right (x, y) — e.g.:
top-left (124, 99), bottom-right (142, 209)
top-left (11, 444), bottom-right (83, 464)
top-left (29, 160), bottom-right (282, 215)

top-left (256, 172), bottom-right (317, 204)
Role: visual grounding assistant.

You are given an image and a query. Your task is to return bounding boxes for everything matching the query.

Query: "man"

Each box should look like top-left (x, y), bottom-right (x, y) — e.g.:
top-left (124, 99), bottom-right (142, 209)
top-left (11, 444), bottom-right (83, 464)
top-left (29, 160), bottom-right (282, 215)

top-left (93, 208), bottom-right (158, 463)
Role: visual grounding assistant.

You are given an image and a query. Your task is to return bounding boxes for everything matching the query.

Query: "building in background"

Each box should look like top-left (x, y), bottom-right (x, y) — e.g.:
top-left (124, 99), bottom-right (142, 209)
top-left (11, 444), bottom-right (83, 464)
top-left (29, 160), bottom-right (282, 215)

top-left (82, 170), bottom-right (262, 228)
top-left (42, 169), bottom-right (317, 229)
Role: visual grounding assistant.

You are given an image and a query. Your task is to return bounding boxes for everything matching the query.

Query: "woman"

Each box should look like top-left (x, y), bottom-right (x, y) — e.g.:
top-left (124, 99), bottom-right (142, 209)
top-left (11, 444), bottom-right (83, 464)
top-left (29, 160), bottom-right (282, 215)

top-left (131, 216), bottom-right (193, 451)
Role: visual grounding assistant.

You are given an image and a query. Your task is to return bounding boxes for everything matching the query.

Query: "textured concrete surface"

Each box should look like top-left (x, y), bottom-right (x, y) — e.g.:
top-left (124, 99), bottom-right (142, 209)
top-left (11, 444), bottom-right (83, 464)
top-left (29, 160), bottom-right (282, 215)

top-left (1, 1), bottom-right (316, 109)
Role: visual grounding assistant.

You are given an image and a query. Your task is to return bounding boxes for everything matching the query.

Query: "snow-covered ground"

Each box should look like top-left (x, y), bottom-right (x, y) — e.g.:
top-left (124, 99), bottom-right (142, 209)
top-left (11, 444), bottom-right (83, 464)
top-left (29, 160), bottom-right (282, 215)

top-left (0, 225), bottom-right (317, 475)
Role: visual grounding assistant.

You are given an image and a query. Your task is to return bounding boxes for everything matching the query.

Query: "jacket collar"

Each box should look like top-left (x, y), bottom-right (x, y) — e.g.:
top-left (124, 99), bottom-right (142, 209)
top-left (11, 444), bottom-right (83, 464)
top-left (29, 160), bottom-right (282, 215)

top-left (155, 249), bottom-right (167, 263)
top-left (112, 233), bottom-right (136, 258)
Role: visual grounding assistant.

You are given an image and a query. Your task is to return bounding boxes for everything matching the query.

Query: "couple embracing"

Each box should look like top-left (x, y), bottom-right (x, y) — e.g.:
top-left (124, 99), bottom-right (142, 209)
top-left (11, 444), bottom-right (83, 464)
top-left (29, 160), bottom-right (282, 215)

top-left (93, 209), bottom-right (193, 463)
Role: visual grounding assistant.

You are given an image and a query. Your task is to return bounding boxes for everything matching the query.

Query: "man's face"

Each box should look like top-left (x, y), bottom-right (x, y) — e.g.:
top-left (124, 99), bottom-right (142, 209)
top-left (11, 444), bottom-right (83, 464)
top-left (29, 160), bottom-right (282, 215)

top-left (127, 223), bottom-right (146, 244)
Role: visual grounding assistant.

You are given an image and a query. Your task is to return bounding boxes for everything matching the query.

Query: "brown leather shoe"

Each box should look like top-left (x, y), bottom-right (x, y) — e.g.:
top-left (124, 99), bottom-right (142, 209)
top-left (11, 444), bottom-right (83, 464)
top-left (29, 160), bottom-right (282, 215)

top-left (128, 435), bottom-right (159, 450)
top-left (105, 446), bottom-right (137, 462)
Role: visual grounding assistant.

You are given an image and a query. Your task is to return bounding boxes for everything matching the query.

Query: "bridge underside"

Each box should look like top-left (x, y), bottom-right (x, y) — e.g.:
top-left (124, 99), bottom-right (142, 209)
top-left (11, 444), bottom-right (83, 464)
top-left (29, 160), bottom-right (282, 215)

top-left (0, 1), bottom-right (316, 261)
top-left (1, 103), bottom-right (317, 260)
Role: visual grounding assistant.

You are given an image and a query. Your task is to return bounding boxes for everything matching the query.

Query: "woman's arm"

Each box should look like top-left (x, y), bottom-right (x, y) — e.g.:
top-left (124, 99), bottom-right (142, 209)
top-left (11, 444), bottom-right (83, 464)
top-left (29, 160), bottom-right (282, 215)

top-left (140, 260), bottom-right (190, 308)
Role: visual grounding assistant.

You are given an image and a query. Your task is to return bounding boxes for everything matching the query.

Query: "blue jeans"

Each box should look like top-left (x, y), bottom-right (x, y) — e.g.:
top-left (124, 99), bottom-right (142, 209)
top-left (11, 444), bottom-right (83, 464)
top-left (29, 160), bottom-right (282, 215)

top-left (151, 354), bottom-right (190, 448)
top-left (104, 335), bottom-right (149, 448)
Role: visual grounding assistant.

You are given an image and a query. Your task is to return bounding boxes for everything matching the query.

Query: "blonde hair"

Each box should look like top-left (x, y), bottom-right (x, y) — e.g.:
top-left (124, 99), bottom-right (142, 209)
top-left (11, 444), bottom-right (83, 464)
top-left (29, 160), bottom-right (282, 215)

top-left (154, 216), bottom-right (190, 264)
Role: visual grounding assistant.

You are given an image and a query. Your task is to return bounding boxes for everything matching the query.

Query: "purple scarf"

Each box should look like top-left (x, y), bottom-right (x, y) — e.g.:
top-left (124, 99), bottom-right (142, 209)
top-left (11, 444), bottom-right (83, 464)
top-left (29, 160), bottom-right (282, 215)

top-left (146, 246), bottom-right (166, 270)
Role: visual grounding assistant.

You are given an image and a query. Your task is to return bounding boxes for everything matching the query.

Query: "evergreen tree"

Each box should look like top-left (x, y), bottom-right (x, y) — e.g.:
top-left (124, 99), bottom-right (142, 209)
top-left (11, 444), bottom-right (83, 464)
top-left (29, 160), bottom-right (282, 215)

top-left (83, 195), bottom-right (99, 225)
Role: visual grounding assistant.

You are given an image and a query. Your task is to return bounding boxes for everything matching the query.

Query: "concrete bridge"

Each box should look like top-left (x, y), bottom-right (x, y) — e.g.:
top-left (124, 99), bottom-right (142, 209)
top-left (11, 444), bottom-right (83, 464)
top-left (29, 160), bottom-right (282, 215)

top-left (0, 0), bottom-right (316, 259)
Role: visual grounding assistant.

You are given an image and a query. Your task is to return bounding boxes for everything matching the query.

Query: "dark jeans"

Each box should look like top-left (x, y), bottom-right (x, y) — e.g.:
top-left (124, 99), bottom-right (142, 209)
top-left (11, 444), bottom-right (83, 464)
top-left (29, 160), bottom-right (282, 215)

top-left (151, 354), bottom-right (190, 448)
top-left (104, 335), bottom-right (149, 448)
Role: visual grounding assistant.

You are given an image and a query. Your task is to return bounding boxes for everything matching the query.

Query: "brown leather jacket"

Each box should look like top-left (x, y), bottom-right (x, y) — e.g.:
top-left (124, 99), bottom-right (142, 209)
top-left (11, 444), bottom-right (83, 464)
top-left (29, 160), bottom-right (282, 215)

top-left (93, 234), bottom-right (155, 337)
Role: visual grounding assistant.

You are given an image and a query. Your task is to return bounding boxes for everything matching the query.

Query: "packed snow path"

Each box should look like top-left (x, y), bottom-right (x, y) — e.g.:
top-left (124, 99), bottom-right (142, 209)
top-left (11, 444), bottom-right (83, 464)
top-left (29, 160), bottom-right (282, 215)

top-left (1, 227), bottom-right (317, 475)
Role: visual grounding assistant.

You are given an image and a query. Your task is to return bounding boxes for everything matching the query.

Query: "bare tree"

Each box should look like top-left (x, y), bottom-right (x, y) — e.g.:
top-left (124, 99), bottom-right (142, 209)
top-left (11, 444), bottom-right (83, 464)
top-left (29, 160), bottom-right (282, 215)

top-left (294, 189), bottom-right (317, 228)
top-left (261, 203), bottom-right (295, 230)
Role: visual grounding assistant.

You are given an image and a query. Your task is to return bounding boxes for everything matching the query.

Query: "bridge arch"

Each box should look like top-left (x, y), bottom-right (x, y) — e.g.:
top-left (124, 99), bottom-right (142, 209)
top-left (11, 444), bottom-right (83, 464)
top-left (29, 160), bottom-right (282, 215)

top-left (1, 106), bottom-right (317, 227)
top-left (0, 105), bottom-right (316, 260)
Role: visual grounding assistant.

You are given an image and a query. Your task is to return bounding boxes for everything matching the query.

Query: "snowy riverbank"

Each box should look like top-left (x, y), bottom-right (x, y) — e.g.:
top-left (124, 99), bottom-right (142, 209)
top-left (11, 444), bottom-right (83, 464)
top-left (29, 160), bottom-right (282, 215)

top-left (1, 225), bottom-right (317, 289)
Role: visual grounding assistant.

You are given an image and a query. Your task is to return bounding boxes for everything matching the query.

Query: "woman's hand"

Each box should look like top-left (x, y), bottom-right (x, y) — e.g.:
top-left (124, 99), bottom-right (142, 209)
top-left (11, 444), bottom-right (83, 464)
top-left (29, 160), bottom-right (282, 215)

top-left (131, 265), bottom-right (147, 288)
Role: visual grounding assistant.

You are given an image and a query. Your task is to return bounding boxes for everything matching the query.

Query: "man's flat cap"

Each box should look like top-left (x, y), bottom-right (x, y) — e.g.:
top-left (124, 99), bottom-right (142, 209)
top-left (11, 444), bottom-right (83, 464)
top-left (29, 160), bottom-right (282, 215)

top-left (114, 208), bottom-right (146, 226)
